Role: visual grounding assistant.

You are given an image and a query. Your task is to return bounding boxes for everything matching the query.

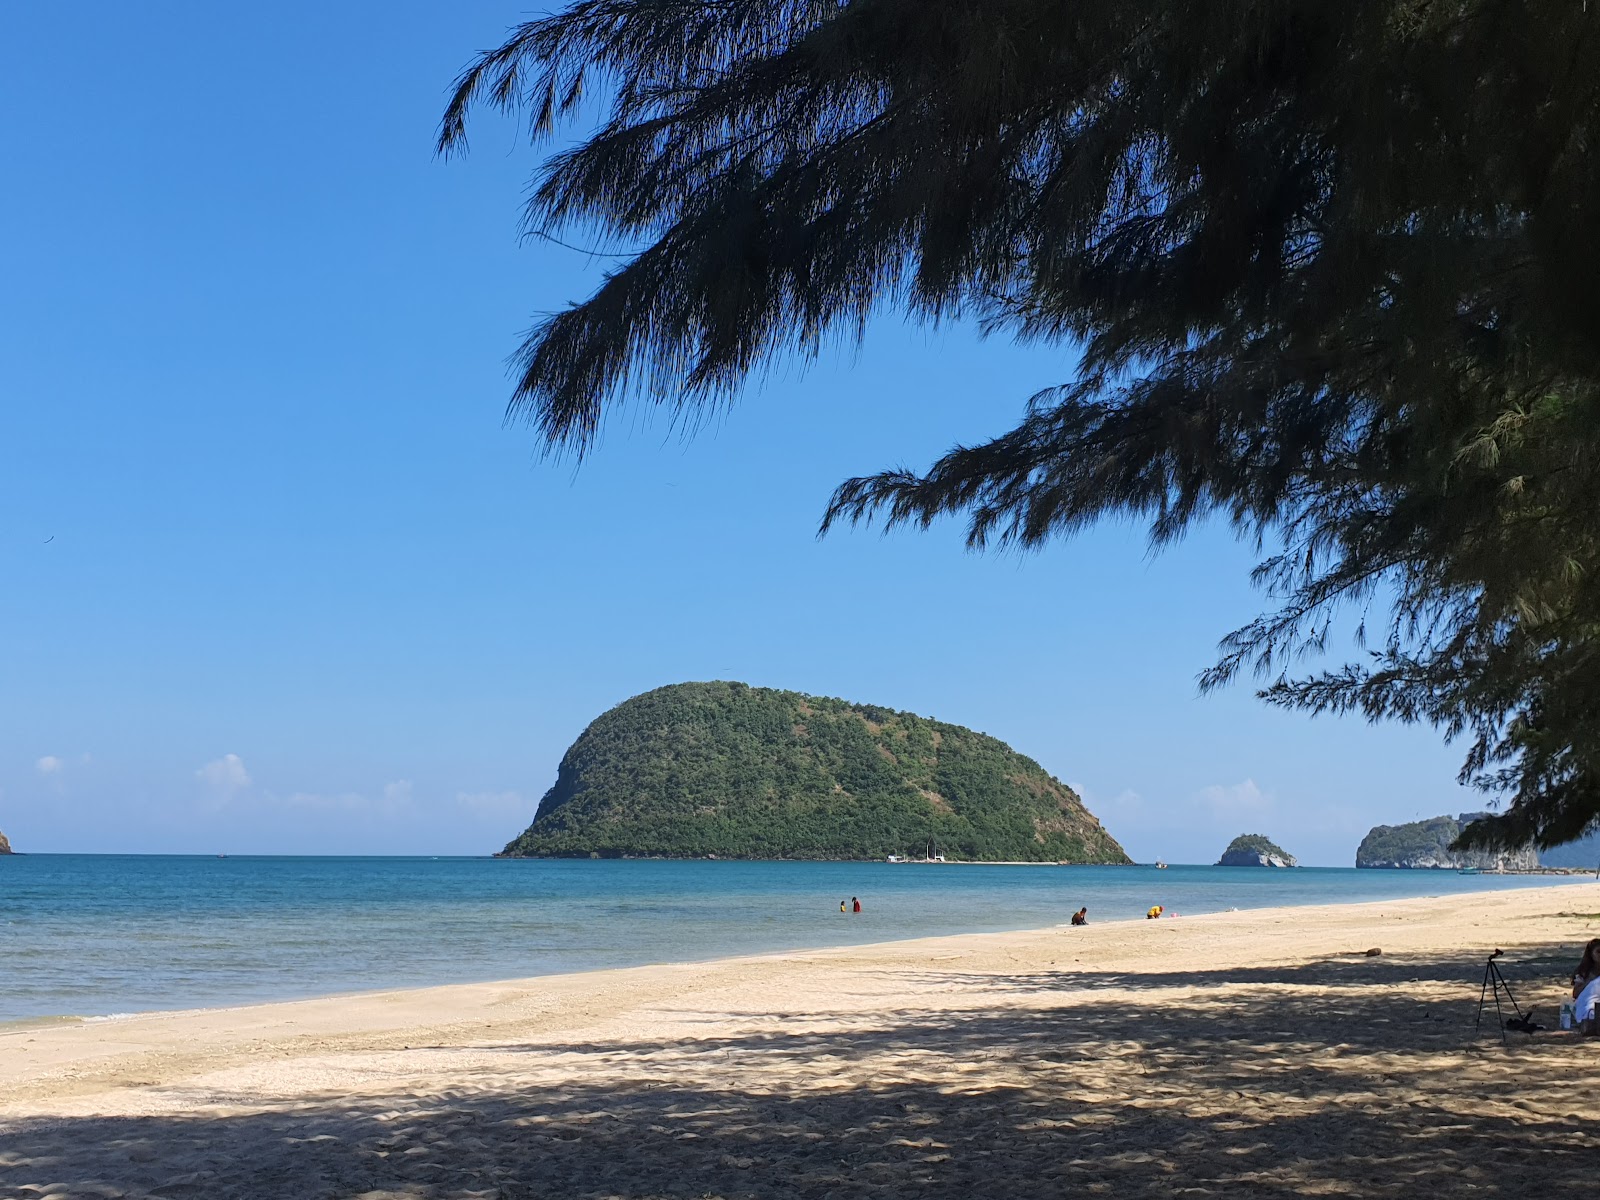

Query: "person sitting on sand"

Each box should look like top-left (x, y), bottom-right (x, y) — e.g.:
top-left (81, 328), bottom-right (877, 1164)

top-left (1572, 939), bottom-right (1600, 995)
top-left (1146, 904), bottom-right (1163, 920)
top-left (1070, 907), bottom-right (1087, 926)
top-left (1574, 939), bottom-right (1600, 1034)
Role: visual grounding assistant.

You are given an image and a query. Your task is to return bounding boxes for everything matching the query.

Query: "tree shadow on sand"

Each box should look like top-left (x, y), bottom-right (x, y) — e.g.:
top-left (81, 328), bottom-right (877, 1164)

top-left (3, 943), bottom-right (1593, 1200)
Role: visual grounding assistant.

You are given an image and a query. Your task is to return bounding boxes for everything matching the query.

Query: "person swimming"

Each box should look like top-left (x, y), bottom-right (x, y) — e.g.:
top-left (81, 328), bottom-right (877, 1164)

top-left (840, 899), bottom-right (847, 913)
top-left (852, 897), bottom-right (861, 913)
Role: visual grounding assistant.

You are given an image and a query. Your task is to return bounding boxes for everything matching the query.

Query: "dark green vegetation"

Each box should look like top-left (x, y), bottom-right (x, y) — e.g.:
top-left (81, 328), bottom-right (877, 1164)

top-left (1218, 835), bottom-right (1296, 867)
top-left (1356, 814), bottom-right (1539, 870)
top-left (444, 2), bottom-right (1600, 853)
top-left (502, 682), bottom-right (1129, 862)
top-left (1358, 817), bottom-right (1467, 869)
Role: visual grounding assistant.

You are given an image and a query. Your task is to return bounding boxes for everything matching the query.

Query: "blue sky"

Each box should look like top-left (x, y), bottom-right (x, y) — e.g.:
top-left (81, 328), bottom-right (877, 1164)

top-left (0, 3), bottom-right (1486, 864)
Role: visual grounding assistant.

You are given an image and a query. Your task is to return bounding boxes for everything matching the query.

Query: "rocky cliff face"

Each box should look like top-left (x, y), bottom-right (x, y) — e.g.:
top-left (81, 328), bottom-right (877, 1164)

top-left (1219, 847), bottom-right (1296, 867)
top-left (1356, 812), bottom-right (1540, 869)
top-left (1217, 834), bottom-right (1297, 867)
top-left (0, 829), bottom-right (11, 854)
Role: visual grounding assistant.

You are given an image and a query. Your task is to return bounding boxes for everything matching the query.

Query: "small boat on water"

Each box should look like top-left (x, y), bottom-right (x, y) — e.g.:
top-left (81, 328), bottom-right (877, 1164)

top-left (1457, 866), bottom-right (1481, 875)
top-left (887, 843), bottom-right (946, 863)
top-left (1155, 861), bottom-right (1168, 870)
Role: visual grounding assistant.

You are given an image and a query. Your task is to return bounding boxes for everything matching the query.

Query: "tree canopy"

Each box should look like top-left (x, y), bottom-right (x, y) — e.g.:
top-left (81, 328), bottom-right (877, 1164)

top-left (441, 1), bottom-right (1600, 850)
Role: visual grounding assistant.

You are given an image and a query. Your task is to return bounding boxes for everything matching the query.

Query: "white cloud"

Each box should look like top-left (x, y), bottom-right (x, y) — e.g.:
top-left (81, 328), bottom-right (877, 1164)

top-left (35, 755), bottom-right (63, 775)
top-left (1196, 778), bottom-right (1272, 816)
top-left (1069, 783), bottom-right (1143, 824)
top-left (455, 790), bottom-right (528, 817)
top-left (274, 782), bottom-right (416, 816)
top-left (196, 753), bottom-right (251, 798)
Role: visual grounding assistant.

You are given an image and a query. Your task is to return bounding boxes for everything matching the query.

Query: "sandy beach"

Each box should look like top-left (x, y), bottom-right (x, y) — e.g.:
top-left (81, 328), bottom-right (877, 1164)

top-left (3, 881), bottom-right (1598, 1198)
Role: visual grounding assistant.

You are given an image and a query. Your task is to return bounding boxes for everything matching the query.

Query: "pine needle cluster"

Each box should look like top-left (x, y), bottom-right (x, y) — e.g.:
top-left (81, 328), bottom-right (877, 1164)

top-left (441, 1), bottom-right (1600, 850)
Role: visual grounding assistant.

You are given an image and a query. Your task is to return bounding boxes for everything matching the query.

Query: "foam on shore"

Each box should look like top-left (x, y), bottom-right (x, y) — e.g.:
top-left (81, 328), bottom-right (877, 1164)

top-left (3, 881), bottom-right (1598, 1197)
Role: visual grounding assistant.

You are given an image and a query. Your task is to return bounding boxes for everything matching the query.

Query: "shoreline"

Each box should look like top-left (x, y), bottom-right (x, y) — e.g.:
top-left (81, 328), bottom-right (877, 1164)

top-left (5, 878), bottom-right (1598, 1100)
top-left (4, 868), bottom-right (1591, 1031)
top-left (4, 879), bottom-right (1598, 1196)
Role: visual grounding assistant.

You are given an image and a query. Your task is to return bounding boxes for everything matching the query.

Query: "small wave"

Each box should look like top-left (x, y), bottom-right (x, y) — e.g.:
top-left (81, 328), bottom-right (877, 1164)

top-left (0, 1013), bottom-right (89, 1033)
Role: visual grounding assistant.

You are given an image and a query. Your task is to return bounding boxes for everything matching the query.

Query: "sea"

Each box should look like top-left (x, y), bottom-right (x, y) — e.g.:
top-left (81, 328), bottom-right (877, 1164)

top-left (0, 855), bottom-right (1589, 1026)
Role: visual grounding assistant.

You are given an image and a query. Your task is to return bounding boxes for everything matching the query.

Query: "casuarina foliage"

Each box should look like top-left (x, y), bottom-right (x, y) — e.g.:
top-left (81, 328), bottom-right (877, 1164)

top-left (443, 2), bottom-right (1600, 851)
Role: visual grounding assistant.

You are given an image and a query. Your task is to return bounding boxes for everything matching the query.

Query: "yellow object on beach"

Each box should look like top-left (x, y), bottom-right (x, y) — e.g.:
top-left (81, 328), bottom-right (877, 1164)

top-left (4, 883), bottom-right (1600, 1199)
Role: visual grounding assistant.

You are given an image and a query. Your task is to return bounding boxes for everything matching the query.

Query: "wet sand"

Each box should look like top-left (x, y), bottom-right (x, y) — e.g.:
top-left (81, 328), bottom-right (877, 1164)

top-left (3, 882), bottom-right (1598, 1198)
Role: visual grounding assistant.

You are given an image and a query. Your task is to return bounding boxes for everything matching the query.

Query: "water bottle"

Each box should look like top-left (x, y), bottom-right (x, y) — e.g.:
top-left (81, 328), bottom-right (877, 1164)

top-left (1560, 1001), bottom-right (1575, 1031)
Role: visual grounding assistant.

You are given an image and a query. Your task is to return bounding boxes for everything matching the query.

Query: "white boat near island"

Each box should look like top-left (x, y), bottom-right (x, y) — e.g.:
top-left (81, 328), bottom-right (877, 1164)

top-left (887, 842), bottom-right (946, 863)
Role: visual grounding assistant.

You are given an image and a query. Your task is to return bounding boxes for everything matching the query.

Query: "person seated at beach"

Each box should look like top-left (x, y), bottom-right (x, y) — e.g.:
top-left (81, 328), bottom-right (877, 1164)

top-left (1577, 978), bottom-right (1600, 1034)
top-left (852, 897), bottom-right (861, 913)
top-left (1574, 939), bottom-right (1600, 1034)
top-left (1572, 938), bottom-right (1600, 996)
top-left (1146, 905), bottom-right (1163, 920)
top-left (1070, 907), bottom-right (1087, 926)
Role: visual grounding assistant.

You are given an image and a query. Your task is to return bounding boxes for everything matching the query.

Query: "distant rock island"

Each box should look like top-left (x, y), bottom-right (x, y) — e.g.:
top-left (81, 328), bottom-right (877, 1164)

top-left (0, 829), bottom-right (10, 854)
top-left (1539, 828), bottom-right (1600, 870)
top-left (1217, 834), bottom-right (1297, 867)
top-left (1355, 813), bottom-right (1539, 869)
top-left (502, 681), bottom-right (1130, 863)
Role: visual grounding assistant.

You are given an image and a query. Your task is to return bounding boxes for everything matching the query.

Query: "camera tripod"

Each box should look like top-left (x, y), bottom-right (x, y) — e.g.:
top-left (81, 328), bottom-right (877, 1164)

top-left (1475, 949), bottom-right (1536, 1043)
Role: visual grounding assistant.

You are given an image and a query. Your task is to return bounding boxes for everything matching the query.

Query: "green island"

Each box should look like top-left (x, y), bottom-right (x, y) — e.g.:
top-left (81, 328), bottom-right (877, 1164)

top-left (1355, 814), bottom-right (1539, 870)
top-left (1217, 834), bottom-right (1297, 868)
top-left (502, 681), bottom-right (1130, 863)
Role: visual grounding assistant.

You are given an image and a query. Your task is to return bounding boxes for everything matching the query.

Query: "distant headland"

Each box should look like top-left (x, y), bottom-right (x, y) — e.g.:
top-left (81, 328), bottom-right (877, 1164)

top-left (1355, 813), bottom-right (1539, 870)
top-left (501, 681), bottom-right (1130, 863)
top-left (0, 828), bottom-right (12, 855)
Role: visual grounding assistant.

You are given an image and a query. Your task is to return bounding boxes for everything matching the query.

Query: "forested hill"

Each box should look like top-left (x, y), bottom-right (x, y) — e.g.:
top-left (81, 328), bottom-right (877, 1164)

top-left (502, 682), bottom-right (1129, 863)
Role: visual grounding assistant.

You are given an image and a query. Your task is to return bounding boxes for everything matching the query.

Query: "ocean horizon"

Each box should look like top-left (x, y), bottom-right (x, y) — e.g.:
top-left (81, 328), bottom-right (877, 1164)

top-left (1, 854), bottom-right (1588, 1026)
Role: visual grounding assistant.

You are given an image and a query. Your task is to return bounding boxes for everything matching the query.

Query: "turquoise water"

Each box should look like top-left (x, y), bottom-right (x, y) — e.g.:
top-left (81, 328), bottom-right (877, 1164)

top-left (0, 855), bottom-right (1585, 1024)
